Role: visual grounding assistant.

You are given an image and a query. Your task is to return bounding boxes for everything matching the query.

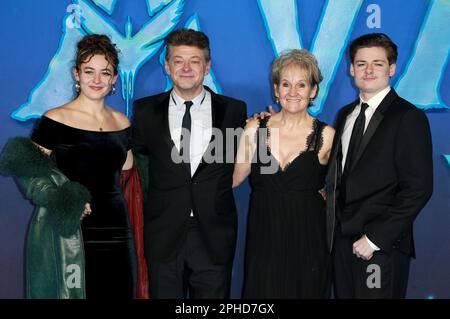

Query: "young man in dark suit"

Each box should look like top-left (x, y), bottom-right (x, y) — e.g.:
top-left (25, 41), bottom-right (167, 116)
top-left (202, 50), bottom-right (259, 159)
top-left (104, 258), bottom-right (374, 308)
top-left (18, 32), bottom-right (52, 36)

top-left (132, 29), bottom-right (247, 298)
top-left (326, 33), bottom-right (433, 298)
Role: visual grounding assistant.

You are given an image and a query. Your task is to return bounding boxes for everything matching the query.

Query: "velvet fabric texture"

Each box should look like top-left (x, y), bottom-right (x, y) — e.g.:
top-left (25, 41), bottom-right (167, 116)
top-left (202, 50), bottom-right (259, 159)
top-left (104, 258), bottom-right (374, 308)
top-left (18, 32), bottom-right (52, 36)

top-left (30, 116), bottom-right (136, 299)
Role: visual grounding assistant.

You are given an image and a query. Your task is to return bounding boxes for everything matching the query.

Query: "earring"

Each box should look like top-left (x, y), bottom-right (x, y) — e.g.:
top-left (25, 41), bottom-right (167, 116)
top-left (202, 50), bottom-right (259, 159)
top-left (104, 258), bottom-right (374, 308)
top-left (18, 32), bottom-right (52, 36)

top-left (109, 84), bottom-right (116, 96)
top-left (276, 98), bottom-right (279, 104)
top-left (74, 81), bottom-right (80, 93)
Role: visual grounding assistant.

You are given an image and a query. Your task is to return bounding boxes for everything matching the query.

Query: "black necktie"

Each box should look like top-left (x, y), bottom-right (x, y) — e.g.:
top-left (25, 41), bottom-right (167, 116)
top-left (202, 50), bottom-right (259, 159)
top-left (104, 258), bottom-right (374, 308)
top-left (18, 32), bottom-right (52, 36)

top-left (343, 102), bottom-right (369, 179)
top-left (181, 100), bottom-right (193, 175)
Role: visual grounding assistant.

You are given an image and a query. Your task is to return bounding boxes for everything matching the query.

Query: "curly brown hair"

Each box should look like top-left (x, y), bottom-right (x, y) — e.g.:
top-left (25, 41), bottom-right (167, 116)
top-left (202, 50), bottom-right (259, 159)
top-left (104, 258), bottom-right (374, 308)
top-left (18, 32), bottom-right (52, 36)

top-left (75, 34), bottom-right (119, 75)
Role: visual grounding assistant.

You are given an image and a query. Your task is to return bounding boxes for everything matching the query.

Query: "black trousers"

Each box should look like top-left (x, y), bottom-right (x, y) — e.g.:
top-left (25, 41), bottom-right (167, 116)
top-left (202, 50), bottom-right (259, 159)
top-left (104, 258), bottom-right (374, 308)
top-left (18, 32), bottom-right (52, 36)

top-left (333, 225), bottom-right (410, 298)
top-left (148, 217), bottom-right (232, 299)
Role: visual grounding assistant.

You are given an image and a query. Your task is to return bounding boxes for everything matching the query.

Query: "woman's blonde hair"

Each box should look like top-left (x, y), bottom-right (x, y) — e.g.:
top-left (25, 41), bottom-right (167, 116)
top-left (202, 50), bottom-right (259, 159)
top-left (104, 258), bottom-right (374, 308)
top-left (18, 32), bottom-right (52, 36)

top-left (271, 49), bottom-right (323, 105)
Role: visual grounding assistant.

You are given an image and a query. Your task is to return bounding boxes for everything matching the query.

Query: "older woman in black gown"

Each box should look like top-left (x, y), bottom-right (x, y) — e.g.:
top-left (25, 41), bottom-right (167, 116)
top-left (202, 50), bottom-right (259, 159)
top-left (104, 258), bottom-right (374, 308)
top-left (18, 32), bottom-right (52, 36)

top-left (234, 49), bottom-right (335, 298)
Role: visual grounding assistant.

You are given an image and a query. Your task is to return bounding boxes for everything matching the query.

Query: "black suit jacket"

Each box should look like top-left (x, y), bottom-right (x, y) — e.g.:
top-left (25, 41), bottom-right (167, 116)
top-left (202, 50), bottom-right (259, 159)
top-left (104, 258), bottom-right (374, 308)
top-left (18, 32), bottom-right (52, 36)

top-left (326, 89), bottom-right (433, 257)
top-left (132, 86), bottom-right (247, 264)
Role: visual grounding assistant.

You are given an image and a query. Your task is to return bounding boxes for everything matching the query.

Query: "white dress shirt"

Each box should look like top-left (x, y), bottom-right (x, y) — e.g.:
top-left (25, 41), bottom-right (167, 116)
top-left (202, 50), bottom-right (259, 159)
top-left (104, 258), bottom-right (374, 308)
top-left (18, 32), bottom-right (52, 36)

top-left (168, 88), bottom-right (212, 176)
top-left (340, 86), bottom-right (391, 251)
top-left (168, 88), bottom-right (212, 217)
top-left (341, 86), bottom-right (391, 171)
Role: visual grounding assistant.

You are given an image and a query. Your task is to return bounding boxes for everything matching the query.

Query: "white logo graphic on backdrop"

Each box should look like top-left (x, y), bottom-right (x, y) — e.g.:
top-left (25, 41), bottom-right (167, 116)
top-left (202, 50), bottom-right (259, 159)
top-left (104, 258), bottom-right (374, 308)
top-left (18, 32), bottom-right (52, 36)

top-left (12, 0), bottom-right (450, 121)
top-left (257, 0), bottom-right (450, 114)
top-left (12, 0), bottom-right (221, 120)
top-left (444, 155), bottom-right (450, 168)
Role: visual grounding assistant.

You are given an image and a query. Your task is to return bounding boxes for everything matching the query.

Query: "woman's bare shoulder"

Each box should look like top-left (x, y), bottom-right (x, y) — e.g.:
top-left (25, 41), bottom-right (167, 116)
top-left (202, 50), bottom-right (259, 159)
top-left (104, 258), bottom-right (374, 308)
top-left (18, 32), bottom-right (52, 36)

top-left (109, 107), bottom-right (131, 129)
top-left (322, 124), bottom-right (335, 140)
top-left (43, 104), bottom-right (73, 122)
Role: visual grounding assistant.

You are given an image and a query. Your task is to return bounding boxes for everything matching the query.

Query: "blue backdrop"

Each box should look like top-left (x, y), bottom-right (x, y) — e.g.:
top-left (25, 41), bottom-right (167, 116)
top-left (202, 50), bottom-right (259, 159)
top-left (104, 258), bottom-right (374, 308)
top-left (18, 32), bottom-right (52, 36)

top-left (1, 0), bottom-right (449, 298)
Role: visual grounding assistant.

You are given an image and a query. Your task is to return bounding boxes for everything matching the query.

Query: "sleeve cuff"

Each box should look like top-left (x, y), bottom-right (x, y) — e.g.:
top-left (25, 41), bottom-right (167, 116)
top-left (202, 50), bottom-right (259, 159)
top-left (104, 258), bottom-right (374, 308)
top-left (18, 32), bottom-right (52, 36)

top-left (365, 235), bottom-right (381, 251)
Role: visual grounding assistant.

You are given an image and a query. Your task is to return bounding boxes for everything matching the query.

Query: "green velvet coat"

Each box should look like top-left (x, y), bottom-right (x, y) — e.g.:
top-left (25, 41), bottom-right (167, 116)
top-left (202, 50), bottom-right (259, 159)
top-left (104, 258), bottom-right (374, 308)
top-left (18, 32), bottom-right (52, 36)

top-left (0, 137), bottom-right (91, 299)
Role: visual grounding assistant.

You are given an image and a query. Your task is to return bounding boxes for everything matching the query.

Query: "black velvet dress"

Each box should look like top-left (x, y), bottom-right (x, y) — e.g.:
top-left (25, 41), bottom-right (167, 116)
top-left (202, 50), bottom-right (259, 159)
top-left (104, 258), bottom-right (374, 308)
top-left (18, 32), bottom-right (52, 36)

top-left (31, 116), bottom-right (135, 298)
top-left (243, 117), bottom-right (331, 298)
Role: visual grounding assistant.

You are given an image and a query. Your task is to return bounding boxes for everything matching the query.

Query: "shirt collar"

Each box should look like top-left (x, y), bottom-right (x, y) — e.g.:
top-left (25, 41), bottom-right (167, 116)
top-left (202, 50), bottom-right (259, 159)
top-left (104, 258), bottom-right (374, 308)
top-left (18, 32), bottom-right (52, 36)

top-left (170, 88), bottom-right (206, 110)
top-left (359, 86), bottom-right (391, 111)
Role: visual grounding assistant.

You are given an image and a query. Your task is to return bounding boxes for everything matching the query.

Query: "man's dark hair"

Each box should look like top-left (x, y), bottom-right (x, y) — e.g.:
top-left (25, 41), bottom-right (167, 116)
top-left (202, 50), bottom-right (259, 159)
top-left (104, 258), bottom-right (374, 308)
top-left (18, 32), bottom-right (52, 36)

top-left (349, 33), bottom-right (398, 65)
top-left (164, 29), bottom-right (211, 62)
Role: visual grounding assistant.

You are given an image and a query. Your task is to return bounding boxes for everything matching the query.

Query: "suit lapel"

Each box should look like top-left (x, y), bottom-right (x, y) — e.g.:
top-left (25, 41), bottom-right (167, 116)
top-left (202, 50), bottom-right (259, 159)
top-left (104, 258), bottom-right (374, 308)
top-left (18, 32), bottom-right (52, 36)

top-left (350, 110), bottom-right (383, 171)
top-left (331, 101), bottom-right (358, 164)
top-left (153, 91), bottom-right (189, 176)
top-left (350, 89), bottom-right (398, 171)
top-left (211, 92), bottom-right (227, 132)
top-left (193, 87), bottom-right (227, 179)
top-left (154, 93), bottom-right (176, 151)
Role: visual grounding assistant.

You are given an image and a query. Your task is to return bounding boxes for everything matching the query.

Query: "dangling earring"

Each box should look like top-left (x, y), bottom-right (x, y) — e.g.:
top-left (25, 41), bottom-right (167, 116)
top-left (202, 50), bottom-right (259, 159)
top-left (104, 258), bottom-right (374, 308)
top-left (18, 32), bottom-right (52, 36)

top-left (109, 83), bottom-right (116, 96)
top-left (276, 98), bottom-right (279, 104)
top-left (309, 97), bottom-right (314, 107)
top-left (74, 81), bottom-right (80, 93)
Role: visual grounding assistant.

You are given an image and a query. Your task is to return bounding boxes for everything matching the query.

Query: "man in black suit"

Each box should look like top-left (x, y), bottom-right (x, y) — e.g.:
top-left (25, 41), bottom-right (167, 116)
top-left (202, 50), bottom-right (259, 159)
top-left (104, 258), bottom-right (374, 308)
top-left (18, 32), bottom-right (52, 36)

top-left (326, 33), bottom-right (433, 298)
top-left (132, 29), bottom-right (247, 298)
